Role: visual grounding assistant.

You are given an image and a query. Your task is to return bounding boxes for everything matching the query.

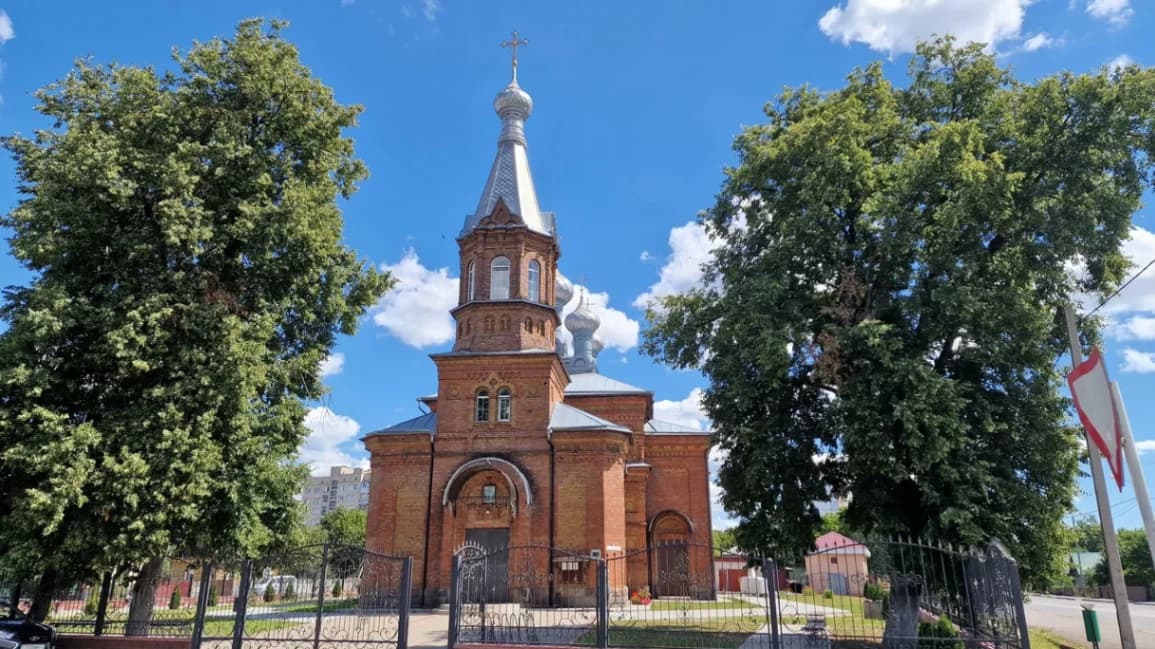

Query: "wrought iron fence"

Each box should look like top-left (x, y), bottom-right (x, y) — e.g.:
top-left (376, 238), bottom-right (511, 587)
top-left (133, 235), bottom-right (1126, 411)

top-left (448, 539), bottom-right (1032, 649)
top-left (1, 543), bottom-right (412, 649)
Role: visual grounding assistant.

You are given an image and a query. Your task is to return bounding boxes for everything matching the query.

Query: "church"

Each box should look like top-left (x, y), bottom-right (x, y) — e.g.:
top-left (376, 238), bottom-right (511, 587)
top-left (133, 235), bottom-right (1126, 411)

top-left (362, 45), bottom-right (714, 607)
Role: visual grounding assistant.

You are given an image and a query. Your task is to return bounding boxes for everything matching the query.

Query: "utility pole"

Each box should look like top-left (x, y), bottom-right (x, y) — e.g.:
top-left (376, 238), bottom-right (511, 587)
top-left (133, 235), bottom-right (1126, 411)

top-left (1110, 381), bottom-right (1155, 582)
top-left (1064, 306), bottom-right (1136, 649)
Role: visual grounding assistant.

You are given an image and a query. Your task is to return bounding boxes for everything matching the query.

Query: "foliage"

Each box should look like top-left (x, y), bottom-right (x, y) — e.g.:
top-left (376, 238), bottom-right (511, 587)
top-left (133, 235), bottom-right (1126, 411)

top-left (207, 586), bottom-right (218, 608)
top-left (84, 586), bottom-right (101, 616)
top-left (823, 589), bottom-right (833, 599)
top-left (168, 588), bottom-right (181, 610)
top-left (641, 36), bottom-right (1155, 587)
top-left (331, 579), bottom-right (341, 598)
top-left (1068, 516), bottom-right (1103, 553)
top-left (819, 510), bottom-right (848, 536)
top-left (713, 528), bottom-right (738, 552)
top-left (319, 508), bottom-right (367, 580)
top-left (264, 584), bottom-right (276, 603)
top-left (863, 582), bottom-right (886, 602)
top-left (0, 16), bottom-right (391, 594)
top-left (282, 581), bottom-right (294, 600)
top-left (1091, 528), bottom-right (1155, 587)
top-left (918, 614), bottom-right (963, 649)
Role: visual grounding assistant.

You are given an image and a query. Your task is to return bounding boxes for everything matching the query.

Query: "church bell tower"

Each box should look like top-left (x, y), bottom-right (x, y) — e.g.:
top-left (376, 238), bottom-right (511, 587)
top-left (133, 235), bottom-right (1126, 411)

top-left (452, 33), bottom-right (561, 354)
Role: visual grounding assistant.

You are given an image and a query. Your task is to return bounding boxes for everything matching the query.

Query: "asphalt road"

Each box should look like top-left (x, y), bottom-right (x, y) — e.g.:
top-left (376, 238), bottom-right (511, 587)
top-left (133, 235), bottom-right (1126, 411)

top-left (1026, 595), bottom-right (1155, 649)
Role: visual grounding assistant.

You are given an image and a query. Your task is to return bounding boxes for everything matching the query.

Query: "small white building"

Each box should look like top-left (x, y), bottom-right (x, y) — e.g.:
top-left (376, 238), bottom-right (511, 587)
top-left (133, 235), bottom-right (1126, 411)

top-left (301, 465), bottom-right (371, 526)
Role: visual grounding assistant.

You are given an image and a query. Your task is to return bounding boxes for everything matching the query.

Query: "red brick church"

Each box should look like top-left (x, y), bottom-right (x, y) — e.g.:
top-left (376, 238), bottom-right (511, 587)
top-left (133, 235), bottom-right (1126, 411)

top-left (363, 54), bottom-right (713, 607)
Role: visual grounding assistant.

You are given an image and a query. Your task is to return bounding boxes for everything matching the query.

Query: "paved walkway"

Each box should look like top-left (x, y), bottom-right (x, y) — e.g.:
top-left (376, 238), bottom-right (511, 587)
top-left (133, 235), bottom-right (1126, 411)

top-left (408, 610), bottom-right (450, 649)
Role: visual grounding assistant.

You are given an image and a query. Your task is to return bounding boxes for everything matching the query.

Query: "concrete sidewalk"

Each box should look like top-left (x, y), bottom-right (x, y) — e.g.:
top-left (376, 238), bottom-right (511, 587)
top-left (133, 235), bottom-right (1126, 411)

top-left (407, 610), bottom-right (450, 649)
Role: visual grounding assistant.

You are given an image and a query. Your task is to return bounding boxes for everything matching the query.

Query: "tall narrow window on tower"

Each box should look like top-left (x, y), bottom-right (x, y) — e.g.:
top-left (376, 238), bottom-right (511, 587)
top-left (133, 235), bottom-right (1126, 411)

top-left (497, 387), bottom-right (512, 421)
top-left (467, 261), bottom-right (476, 301)
top-left (476, 389), bottom-right (490, 422)
top-left (491, 256), bottom-right (510, 299)
top-left (527, 260), bottom-right (541, 302)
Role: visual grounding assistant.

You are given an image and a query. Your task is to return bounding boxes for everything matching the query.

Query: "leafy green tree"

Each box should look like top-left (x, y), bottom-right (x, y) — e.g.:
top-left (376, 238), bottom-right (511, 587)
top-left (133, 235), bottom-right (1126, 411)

top-left (641, 37), bottom-right (1155, 589)
top-left (1069, 516), bottom-right (1104, 553)
top-left (1092, 529), bottom-right (1155, 587)
top-left (168, 588), bottom-right (182, 610)
top-left (0, 18), bottom-right (391, 627)
top-left (320, 508), bottom-right (367, 592)
top-left (712, 528), bottom-right (737, 552)
top-left (819, 510), bottom-right (848, 536)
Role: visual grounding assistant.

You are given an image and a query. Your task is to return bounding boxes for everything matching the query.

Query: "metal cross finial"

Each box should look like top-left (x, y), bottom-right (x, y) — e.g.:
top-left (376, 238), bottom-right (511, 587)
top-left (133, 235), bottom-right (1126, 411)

top-left (501, 31), bottom-right (529, 82)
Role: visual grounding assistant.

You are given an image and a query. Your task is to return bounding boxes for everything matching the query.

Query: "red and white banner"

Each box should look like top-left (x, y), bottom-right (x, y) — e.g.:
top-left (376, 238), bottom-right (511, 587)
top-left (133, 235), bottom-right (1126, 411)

top-left (1068, 347), bottom-right (1125, 489)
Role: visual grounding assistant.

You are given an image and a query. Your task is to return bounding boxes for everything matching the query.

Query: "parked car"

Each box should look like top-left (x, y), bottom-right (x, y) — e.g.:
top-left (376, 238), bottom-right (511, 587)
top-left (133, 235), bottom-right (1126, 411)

top-left (0, 602), bottom-right (55, 649)
top-left (252, 575), bottom-right (298, 597)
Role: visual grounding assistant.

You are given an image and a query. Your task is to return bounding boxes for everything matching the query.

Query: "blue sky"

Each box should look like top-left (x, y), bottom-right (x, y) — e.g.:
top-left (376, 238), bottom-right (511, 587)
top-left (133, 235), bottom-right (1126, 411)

top-left (1, 0), bottom-right (1154, 533)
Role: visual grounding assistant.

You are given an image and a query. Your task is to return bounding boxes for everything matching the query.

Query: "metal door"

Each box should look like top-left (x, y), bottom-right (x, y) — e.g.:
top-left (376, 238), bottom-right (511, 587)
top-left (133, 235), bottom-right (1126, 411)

top-left (465, 528), bottom-right (510, 602)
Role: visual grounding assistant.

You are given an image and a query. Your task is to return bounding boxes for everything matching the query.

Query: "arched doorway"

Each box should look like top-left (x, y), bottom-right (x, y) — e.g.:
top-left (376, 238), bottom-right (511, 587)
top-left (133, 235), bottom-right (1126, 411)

top-left (649, 511), bottom-right (692, 597)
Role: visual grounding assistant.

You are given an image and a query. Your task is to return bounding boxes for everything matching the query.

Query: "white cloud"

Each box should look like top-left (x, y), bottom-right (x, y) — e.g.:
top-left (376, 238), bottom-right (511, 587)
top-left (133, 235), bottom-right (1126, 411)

top-left (1108, 54), bottom-right (1137, 73)
top-left (653, 387), bottom-right (710, 430)
top-left (633, 221), bottom-right (715, 310)
top-left (1120, 348), bottom-right (1155, 373)
top-left (1133, 440), bottom-right (1155, 455)
top-left (319, 353), bottom-right (345, 378)
top-left (301, 406), bottom-right (366, 476)
top-left (421, 0), bottom-right (441, 21)
top-left (1087, 0), bottom-right (1134, 27)
top-left (640, 250), bottom-right (652, 262)
top-left (0, 11), bottom-right (13, 44)
top-left (1022, 32), bottom-right (1058, 52)
top-left (372, 249), bottom-right (459, 348)
top-left (558, 285), bottom-right (640, 353)
top-left (1098, 227), bottom-right (1155, 317)
top-left (818, 0), bottom-right (1032, 54)
top-left (1114, 316), bottom-right (1155, 341)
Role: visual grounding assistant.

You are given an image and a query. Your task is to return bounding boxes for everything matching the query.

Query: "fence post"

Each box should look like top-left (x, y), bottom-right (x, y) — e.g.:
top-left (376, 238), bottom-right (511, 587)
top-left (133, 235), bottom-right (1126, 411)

top-left (313, 543), bottom-right (330, 649)
top-left (398, 557), bottom-right (412, 649)
top-left (190, 563), bottom-right (214, 649)
top-left (596, 558), bottom-right (608, 649)
top-left (447, 554), bottom-right (461, 649)
top-left (93, 573), bottom-right (111, 636)
top-left (1007, 559), bottom-right (1032, 649)
top-left (763, 559), bottom-right (780, 649)
top-left (231, 560), bottom-right (253, 649)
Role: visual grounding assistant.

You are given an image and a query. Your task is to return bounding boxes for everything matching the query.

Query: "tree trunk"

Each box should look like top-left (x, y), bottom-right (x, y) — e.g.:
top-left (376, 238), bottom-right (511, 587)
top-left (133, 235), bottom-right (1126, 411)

top-left (28, 571), bottom-right (57, 622)
top-left (882, 579), bottom-right (921, 649)
top-left (126, 557), bottom-right (165, 636)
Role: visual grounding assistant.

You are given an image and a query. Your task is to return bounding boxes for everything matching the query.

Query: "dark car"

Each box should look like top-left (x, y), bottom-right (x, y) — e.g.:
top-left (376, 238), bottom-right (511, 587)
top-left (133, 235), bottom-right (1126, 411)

top-left (0, 602), bottom-right (55, 649)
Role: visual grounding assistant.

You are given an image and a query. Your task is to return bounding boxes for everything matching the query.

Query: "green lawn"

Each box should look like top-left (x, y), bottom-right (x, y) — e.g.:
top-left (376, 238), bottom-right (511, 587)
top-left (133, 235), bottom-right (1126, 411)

top-left (573, 615), bottom-right (767, 649)
top-left (1030, 627), bottom-right (1086, 649)
top-left (650, 598), bottom-right (763, 611)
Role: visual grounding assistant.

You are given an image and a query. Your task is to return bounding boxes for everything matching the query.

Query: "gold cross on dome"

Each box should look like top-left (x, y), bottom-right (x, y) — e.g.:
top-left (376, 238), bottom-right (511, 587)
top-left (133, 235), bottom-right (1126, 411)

top-left (501, 31), bottom-right (529, 80)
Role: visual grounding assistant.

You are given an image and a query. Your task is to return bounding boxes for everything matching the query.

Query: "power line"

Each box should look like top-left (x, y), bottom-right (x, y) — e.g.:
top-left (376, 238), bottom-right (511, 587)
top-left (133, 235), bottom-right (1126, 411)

top-left (1082, 255), bottom-right (1155, 321)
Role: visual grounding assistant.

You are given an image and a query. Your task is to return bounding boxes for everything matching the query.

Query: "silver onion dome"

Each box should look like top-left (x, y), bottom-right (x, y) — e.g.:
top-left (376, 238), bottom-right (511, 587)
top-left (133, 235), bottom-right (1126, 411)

top-left (591, 334), bottom-right (605, 357)
top-left (555, 272), bottom-right (574, 309)
top-left (494, 81), bottom-right (533, 120)
top-left (565, 292), bottom-right (600, 335)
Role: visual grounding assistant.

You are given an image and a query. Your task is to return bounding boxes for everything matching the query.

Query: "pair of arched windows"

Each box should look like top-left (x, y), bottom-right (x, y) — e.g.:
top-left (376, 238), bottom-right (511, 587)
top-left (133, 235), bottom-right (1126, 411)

top-left (465, 258), bottom-right (541, 302)
top-left (476, 387), bottom-right (512, 422)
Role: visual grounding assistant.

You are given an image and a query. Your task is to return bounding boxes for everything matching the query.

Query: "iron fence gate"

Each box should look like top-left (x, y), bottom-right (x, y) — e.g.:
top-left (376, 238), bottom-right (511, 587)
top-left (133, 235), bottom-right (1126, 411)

top-left (448, 539), bottom-right (1031, 649)
top-left (192, 543), bottom-right (412, 649)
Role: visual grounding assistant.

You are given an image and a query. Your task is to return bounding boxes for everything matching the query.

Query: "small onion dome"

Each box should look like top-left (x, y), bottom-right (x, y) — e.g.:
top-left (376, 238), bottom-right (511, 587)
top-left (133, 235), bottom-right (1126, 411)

top-left (494, 81), bottom-right (533, 120)
top-left (555, 272), bottom-right (574, 308)
top-left (591, 334), bottom-right (605, 357)
top-left (565, 292), bottom-right (600, 335)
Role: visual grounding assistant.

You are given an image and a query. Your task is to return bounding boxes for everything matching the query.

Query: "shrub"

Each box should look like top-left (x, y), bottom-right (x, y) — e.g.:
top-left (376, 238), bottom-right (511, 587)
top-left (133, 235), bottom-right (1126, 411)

top-left (629, 587), bottom-right (652, 605)
top-left (864, 582), bottom-right (886, 601)
top-left (283, 582), bottom-right (295, 600)
top-left (84, 587), bottom-right (101, 616)
top-left (169, 588), bottom-right (182, 610)
top-left (823, 589), bottom-right (833, 599)
top-left (918, 614), bottom-right (962, 649)
top-left (207, 586), bottom-right (218, 607)
top-left (332, 580), bottom-right (342, 597)
top-left (881, 592), bottom-right (890, 617)
top-left (264, 584), bottom-right (276, 603)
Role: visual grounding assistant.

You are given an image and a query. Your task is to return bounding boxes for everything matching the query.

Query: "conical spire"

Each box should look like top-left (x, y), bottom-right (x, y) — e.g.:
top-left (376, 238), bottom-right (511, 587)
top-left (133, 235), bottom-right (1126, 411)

top-left (462, 34), bottom-right (555, 238)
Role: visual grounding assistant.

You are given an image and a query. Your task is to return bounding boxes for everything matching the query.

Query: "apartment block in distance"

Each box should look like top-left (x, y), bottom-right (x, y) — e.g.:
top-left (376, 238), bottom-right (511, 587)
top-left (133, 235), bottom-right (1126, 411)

top-left (302, 466), bottom-right (371, 526)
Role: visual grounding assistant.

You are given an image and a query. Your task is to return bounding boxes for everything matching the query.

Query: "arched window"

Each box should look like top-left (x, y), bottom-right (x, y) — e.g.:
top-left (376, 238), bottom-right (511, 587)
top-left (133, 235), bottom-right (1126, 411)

top-left (497, 387), bottom-right (512, 422)
top-left (475, 389), bottom-right (490, 422)
top-left (467, 261), bottom-right (476, 301)
top-left (490, 256), bottom-right (510, 299)
top-left (527, 260), bottom-right (541, 302)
